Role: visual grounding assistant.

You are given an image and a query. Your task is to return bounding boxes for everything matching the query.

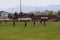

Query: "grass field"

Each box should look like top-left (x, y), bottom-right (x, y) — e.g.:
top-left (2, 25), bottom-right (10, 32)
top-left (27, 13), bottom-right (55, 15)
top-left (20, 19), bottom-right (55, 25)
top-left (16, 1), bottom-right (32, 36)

top-left (0, 22), bottom-right (60, 40)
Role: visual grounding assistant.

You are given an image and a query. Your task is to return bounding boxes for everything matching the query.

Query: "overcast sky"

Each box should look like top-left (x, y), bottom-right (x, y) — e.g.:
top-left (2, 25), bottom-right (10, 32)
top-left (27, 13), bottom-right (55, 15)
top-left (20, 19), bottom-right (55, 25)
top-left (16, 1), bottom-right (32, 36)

top-left (0, 0), bottom-right (60, 9)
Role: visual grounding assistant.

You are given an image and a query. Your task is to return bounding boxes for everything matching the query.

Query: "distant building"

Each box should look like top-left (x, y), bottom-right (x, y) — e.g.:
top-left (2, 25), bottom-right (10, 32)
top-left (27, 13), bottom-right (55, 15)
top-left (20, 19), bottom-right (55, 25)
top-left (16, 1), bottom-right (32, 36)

top-left (0, 11), bottom-right (9, 19)
top-left (31, 11), bottom-right (42, 15)
top-left (43, 10), bottom-right (49, 15)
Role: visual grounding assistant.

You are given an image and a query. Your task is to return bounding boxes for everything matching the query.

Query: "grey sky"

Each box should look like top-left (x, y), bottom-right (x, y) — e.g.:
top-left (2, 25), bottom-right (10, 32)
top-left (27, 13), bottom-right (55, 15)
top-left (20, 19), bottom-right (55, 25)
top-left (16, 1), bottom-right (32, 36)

top-left (0, 0), bottom-right (60, 9)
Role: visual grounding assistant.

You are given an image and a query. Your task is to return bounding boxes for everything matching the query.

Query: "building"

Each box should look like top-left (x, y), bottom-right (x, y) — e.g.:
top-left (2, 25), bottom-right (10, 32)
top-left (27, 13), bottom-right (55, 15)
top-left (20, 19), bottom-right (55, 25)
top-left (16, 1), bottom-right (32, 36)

top-left (0, 11), bottom-right (9, 19)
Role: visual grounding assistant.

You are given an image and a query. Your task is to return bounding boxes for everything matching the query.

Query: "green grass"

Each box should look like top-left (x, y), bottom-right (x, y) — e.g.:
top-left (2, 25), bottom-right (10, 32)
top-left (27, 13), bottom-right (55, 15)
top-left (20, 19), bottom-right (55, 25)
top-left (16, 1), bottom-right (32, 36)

top-left (0, 22), bottom-right (60, 40)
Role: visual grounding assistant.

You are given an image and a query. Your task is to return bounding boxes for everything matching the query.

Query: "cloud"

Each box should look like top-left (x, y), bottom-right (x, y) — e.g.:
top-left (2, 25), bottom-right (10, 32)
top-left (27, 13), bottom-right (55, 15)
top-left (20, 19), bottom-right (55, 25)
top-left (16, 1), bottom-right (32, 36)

top-left (0, 0), bottom-right (20, 9)
top-left (22, 0), bottom-right (60, 7)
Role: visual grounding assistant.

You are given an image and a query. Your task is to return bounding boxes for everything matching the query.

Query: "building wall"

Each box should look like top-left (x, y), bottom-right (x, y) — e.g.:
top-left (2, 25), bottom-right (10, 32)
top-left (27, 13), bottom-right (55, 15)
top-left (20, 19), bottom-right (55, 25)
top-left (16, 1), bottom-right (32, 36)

top-left (0, 12), bottom-right (8, 19)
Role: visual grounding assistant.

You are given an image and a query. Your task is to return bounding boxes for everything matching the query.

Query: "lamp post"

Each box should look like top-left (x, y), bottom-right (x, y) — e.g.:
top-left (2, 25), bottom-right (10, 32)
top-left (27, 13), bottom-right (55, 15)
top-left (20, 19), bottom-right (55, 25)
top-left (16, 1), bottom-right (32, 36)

top-left (20, 0), bottom-right (21, 12)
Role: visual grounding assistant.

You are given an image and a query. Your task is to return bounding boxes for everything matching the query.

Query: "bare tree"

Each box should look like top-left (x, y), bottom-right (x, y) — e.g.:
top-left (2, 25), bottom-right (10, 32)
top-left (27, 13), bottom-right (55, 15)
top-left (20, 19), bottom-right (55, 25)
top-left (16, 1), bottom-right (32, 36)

top-left (57, 10), bottom-right (60, 16)
top-left (13, 12), bottom-right (18, 26)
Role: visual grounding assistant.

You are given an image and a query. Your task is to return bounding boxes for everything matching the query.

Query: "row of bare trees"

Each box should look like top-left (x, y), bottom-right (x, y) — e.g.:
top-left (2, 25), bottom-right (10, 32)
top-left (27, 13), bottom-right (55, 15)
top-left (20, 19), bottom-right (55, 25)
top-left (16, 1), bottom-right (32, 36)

top-left (8, 10), bottom-right (60, 19)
